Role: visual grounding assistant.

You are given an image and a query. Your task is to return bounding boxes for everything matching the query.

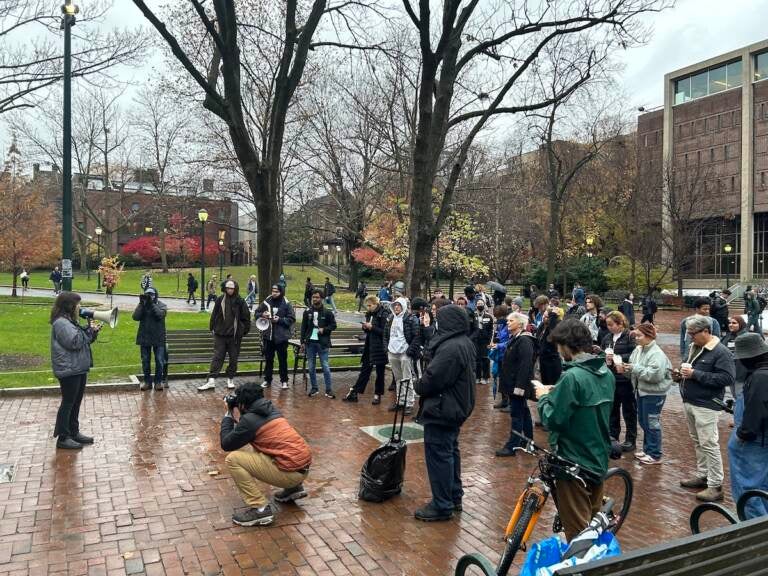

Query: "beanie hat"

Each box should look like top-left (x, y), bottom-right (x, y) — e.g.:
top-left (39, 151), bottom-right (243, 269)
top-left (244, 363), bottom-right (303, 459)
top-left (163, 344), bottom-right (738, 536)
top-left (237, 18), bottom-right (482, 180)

top-left (225, 280), bottom-right (236, 289)
top-left (635, 322), bottom-right (656, 340)
top-left (411, 297), bottom-right (428, 311)
top-left (513, 296), bottom-right (524, 308)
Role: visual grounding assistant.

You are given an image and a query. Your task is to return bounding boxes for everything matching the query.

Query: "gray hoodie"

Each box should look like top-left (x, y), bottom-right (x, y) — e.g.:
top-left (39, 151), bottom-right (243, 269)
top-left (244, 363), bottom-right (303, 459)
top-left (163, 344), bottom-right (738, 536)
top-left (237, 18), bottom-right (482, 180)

top-left (388, 297), bottom-right (409, 354)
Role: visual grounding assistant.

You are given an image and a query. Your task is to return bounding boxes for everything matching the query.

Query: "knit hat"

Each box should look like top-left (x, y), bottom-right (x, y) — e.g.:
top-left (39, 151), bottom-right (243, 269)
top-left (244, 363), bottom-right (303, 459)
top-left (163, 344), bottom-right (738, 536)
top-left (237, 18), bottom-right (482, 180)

top-left (224, 280), bottom-right (236, 289)
top-left (735, 333), bottom-right (768, 359)
top-left (411, 297), bottom-right (428, 311)
top-left (512, 296), bottom-right (524, 308)
top-left (634, 322), bottom-right (656, 340)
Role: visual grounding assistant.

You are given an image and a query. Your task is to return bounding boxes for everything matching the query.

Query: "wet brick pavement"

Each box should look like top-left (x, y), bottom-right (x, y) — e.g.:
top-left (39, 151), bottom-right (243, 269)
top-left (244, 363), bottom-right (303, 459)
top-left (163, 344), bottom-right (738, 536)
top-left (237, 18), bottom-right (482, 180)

top-left (0, 310), bottom-right (741, 576)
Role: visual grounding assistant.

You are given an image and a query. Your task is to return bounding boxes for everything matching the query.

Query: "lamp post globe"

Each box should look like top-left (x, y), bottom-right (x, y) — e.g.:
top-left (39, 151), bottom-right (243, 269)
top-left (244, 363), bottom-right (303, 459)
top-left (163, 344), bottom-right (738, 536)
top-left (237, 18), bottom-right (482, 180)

top-left (198, 209), bottom-right (208, 311)
top-left (724, 243), bottom-right (732, 290)
top-left (94, 226), bottom-right (102, 290)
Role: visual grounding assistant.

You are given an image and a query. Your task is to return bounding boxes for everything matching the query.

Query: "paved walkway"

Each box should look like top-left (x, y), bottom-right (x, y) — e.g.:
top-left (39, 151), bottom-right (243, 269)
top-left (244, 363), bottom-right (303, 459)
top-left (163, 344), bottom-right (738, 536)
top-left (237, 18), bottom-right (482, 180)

top-left (0, 368), bottom-right (739, 576)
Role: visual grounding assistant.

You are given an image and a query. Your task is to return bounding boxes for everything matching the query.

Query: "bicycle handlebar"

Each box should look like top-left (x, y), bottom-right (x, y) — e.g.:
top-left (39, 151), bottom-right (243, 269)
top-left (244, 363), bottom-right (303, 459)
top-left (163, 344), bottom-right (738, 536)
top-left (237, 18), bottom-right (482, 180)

top-left (510, 430), bottom-right (586, 487)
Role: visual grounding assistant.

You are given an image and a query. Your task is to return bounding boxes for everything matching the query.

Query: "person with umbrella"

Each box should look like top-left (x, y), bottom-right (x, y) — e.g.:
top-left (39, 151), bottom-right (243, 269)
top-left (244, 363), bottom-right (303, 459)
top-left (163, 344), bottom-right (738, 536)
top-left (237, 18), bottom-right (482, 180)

top-left (487, 281), bottom-right (507, 307)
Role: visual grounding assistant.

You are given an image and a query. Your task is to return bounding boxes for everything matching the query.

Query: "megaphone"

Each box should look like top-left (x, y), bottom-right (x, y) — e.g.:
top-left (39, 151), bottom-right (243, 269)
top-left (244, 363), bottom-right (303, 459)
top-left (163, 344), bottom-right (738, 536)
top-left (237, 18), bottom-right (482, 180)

top-left (79, 307), bottom-right (119, 328)
top-left (255, 317), bottom-right (270, 332)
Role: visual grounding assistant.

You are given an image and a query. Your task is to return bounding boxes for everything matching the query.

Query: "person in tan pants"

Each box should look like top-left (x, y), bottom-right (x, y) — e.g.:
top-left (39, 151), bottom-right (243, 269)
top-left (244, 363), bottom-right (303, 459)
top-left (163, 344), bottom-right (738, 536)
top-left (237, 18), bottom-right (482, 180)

top-left (220, 383), bottom-right (312, 526)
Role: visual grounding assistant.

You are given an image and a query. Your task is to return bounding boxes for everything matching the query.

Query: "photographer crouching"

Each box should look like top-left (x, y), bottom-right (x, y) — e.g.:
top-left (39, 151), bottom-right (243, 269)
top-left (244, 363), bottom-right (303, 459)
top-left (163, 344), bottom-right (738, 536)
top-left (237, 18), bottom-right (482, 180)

top-left (220, 382), bottom-right (312, 526)
top-left (132, 288), bottom-right (168, 391)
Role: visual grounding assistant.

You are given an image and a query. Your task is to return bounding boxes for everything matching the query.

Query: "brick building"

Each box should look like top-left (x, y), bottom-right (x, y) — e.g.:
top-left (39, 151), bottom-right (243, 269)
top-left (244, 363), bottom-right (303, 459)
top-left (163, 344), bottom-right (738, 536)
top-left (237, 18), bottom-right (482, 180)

top-left (638, 39), bottom-right (768, 281)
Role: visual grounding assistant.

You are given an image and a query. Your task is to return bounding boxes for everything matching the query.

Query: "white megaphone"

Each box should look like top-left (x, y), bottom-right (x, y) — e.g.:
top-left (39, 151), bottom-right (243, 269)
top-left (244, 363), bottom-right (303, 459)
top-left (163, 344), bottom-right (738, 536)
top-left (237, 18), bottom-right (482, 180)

top-left (79, 307), bottom-right (119, 328)
top-left (256, 316), bottom-right (270, 332)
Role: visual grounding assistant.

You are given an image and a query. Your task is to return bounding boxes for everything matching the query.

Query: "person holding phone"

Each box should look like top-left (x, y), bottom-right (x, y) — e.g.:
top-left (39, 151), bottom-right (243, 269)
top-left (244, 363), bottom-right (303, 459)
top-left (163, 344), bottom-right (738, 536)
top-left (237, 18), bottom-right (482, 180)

top-left (343, 295), bottom-right (391, 404)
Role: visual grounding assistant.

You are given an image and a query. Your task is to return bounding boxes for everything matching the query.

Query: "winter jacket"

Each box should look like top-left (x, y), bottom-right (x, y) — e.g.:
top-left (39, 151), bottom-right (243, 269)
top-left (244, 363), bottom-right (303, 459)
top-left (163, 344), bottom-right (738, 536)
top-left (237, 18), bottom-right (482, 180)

top-left (538, 354), bottom-right (615, 481)
top-left (362, 304), bottom-right (391, 365)
top-left (536, 310), bottom-right (561, 384)
top-left (473, 311), bottom-right (494, 348)
top-left (49, 270), bottom-right (62, 283)
top-left (415, 305), bottom-right (476, 427)
top-left (601, 330), bottom-right (635, 389)
top-left (384, 299), bottom-right (421, 358)
top-left (710, 296), bottom-right (729, 331)
top-left (51, 317), bottom-right (97, 378)
top-left (618, 300), bottom-right (635, 327)
top-left (220, 398), bottom-right (312, 472)
top-left (746, 293), bottom-right (761, 317)
top-left (572, 287), bottom-right (586, 306)
top-left (206, 278), bottom-right (217, 296)
top-left (628, 340), bottom-right (673, 396)
top-left (246, 280), bottom-right (258, 297)
top-left (187, 275), bottom-right (198, 292)
top-left (681, 336), bottom-right (736, 411)
top-left (641, 296), bottom-right (658, 316)
top-left (324, 282), bottom-right (336, 296)
top-left (300, 305), bottom-right (337, 349)
top-left (721, 329), bottom-right (749, 386)
top-left (737, 364), bottom-right (768, 445)
top-left (580, 312), bottom-right (599, 342)
top-left (378, 287), bottom-right (391, 302)
top-left (255, 294), bottom-right (295, 344)
top-left (500, 331), bottom-right (536, 399)
top-left (211, 281), bottom-right (252, 340)
top-left (680, 315), bottom-right (721, 358)
top-left (132, 291), bottom-right (168, 347)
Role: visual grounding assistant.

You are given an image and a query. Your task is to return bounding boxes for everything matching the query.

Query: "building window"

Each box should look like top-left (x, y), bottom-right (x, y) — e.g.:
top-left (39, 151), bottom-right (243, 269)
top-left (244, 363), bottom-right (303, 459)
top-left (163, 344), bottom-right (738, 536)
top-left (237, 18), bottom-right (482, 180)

top-left (727, 60), bottom-right (742, 88)
top-left (762, 172), bottom-right (766, 188)
top-left (710, 148), bottom-right (715, 162)
top-left (731, 176), bottom-right (735, 191)
top-left (731, 110), bottom-right (736, 125)
top-left (725, 145), bottom-right (729, 160)
top-left (644, 134), bottom-right (648, 147)
top-left (708, 65), bottom-right (726, 94)
top-left (697, 150), bottom-right (701, 164)
top-left (718, 114), bottom-right (722, 129)
top-left (755, 52), bottom-right (768, 83)
top-left (674, 58), bottom-right (743, 104)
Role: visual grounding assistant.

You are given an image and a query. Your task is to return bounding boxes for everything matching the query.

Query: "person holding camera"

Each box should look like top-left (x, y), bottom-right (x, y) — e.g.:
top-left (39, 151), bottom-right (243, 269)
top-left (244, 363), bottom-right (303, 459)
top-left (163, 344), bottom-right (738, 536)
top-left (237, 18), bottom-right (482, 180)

top-left (132, 287), bottom-right (168, 391)
top-left (256, 284), bottom-right (296, 390)
top-left (300, 289), bottom-right (337, 398)
top-left (50, 292), bottom-right (101, 449)
top-left (221, 383), bottom-right (312, 526)
top-left (198, 280), bottom-right (251, 391)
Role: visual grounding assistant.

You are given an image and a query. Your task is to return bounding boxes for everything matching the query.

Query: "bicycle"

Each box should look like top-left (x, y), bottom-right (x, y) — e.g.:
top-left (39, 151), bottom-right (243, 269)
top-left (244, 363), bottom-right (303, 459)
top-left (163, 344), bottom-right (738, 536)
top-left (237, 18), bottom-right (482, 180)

top-left (455, 431), bottom-right (633, 576)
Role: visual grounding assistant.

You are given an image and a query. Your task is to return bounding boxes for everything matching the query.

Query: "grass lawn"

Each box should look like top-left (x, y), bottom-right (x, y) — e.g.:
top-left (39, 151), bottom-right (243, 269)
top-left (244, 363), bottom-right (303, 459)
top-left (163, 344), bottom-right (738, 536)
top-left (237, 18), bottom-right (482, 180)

top-left (0, 302), bottom-right (360, 388)
top-left (0, 265), bottom-right (362, 310)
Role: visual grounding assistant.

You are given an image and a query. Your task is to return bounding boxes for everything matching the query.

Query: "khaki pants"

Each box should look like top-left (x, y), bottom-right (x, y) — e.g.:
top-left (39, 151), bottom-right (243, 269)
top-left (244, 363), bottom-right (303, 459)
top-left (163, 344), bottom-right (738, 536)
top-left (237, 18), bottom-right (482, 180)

top-left (554, 478), bottom-right (604, 541)
top-left (683, 402), bottom-right (724, 487)
top-left (225, 447), bottom-right (308, 508)
top-left (389, 351), bottom-right (414, 407)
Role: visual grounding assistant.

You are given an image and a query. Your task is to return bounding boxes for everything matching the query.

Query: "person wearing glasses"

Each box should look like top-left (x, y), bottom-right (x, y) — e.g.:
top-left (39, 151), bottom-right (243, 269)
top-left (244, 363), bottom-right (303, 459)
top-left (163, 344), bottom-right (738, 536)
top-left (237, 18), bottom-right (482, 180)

top-left (673, 315), bottom-right (735, 502)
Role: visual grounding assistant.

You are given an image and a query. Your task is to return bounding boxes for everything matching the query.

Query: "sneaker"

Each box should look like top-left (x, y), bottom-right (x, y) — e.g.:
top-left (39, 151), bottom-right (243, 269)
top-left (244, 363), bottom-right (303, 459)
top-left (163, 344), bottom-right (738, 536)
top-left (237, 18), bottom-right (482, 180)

top-left (414, 503), bottom-right (453, 522)
top-left (342, 390), bottom-right (359, 402)
top-left (232, 505), bottom-right (274, 527)
top-left (281, 382), bottom-right (289, 390)
top-left (72, 433), bottom-right (94, 444)
top-left (325, 392), bottom-right (336, 399)
top-left (197, 378), bottom-right (216, 391)
top-left (371, 395), bottom-right (381, 405)
top-left (637, 455), bottom-right (662, 465)
top-left (634, 451), bottom-right (647, 459)
top-left (680, 476), bottom-right (708, 489)
top-left (308, 389), bottom-right (319, 397)
top-left (153, 381), bottom-right (164, 391)
top-left (620, 441), bottom-right (636, 453)
top-left (696, 486), bottom-right (724, 502)
top-left (495, 447), bottom-right (516, 458)
top-left (274, 484), bottom-right (308, 503)
top-left (56, 437), bottom-right (83, 450)
top-left (227, 378), bottom-right (235, 389)
top-left (140, 381), bottom-right (152, 391)
top-left (261, 381), bottom-right (271, 388)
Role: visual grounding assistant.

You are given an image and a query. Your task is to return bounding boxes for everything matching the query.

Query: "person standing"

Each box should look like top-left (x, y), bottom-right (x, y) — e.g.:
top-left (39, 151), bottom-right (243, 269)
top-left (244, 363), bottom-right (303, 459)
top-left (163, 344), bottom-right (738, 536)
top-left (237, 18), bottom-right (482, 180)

top-left (579, 295), bottom-right (603, 343)
top-left (414, 304), bottom-right (476, 521)
top-left (277, 272), bottom-right (287, 292)
top-left (729, 334), bottom-right (768, 519)
top-left (627, 322), bottom-right (673, 464)
top-left (384, 297), bottom-right (420, 414)
top-left (256, 285), bottom-right (296, 390)
top-left (132, 287), bottom-right (168, 391)
top-left (186, 272), bottom-right (198, 305)
top-left (490, 304), bottom-right (511, 410)
top-left (722, 316), bottom-right (749, 400)
top-left (206, 274), bottom-right (218, 310)
top-left (198, 280), bottom-right (252, 391)
top-left (640, 293), bottom-right (658, 324)
top-left (618, 293), bottom-right (636, 328)
top-left (495, 312), bottom-right (536, 457)
top-left (546, 284), bottom-right (559, 299)
top-left (343, 295), bottom-right (390, 405)
top-left (572, 282), bottom-right (586, 307)
top-left (473, 299), bottom-right (494, 384)
top-left (356, 281), bottom-right (368, 312)
top-left (532, 296), bottom-right (562, 387)
top-left (20, 268), bottom-right (29, 290)
top-left (535, 318), bottom-right (615, 541)
top-left (140, 271), bottom-right (153, 292)
top-left (323, 277), bottom-right (337, 313)
top-left (300, 289), bottom-right (337, 398)
top-left (220, 273), bottom-right (234, 292)
top-left (303, 277), bottom-right (313, 307)
top-left (379, 282), bottom-right (392, 303)
top-left (246, 275), bottom-right (258, 309)
top-left (602, 311), bottom-right (637, 452)
top-left (710, 290), bottom-right (729, 333)
top-left (675, 315), bottom-right (735, 502)
top-left (50, 266), bottom-right (62, 294)
top-left (680, 297), bottom-right (722, 358)
top-left (746, 289), bottom-right (763, 337)
top-left (50, 292), bottom-right (100, 449)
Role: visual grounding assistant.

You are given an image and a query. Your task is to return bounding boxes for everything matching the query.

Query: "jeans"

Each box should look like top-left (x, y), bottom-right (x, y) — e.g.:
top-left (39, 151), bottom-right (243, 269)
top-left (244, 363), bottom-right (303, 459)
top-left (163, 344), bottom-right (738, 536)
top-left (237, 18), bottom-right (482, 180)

top-left (389, 351), bottom-right (414, 407)
top-left (728, 395), bottom-right (768, 519)
top-left (423, 424), bottom-right (463, 513)
top-left (610, 381), bottom-right (637, 444)
top-left (637, 394), bottom-right (666, 460)
top-left (352, 360), bottom-right (386, 395)
top-left (504, 396), bottom-right (533, 450)
top-left (54, 373), bottom-right (87, 439)
top-left (187, 290), bottom-right (197, 304)
top-left (306, 342), bottom-right (332, 393)
top-left (263, 340), bottom-right (289, 384)
top-left (208, 336), bottom-right (241, 379)
top-left (683, 402), bottom-right (724, 487)
top-left (140, 345), bottom-right (166, 386)
top-left (325, 295), bottom-right (337, 312)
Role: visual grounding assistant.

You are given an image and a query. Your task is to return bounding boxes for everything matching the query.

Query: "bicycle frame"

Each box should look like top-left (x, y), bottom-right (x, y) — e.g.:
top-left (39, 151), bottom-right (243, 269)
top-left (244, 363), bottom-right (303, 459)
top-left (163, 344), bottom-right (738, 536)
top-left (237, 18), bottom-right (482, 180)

top-left (505, 480), bottom-right (549, 545)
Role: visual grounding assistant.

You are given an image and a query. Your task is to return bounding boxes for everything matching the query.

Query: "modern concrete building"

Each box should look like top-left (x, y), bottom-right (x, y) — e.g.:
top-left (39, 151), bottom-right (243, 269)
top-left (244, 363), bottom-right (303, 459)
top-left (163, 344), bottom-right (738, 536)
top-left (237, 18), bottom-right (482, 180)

top-left (638, 39), bottom-right (768, 281)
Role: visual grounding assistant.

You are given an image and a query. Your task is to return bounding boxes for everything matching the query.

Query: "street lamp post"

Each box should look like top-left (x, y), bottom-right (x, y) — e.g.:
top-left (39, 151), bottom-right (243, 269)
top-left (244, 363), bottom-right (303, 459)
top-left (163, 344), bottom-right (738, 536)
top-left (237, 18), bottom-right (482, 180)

top-left (145, 226), bottom-right (153, 235)
top-left (198, 209), bottom-right (208, 312)
top-left (219, 239), bottom-right (224, 279)
top-left (60, 1), bottom-right (79, 292)
top-left (336, 244), bottom-right (341, 284)
top-left (724, 243), bottom-right (733, 290)
top-left (86, 235), bottom-right (92, 280)
top-left (586, 235), bottom-right (595, 258)
top-left (95, 226), bottom-right (102, 290)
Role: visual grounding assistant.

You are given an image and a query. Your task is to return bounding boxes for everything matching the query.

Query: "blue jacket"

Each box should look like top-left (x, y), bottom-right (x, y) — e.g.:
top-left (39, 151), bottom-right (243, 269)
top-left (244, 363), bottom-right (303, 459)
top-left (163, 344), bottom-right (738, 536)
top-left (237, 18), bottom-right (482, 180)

top-left (680, 315), bottom-right (721, 358)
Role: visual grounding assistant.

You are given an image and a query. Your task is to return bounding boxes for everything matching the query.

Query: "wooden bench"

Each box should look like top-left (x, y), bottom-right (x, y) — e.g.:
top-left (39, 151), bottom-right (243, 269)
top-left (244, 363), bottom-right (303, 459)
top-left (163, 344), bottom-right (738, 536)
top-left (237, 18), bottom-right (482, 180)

top-left (289, 325), bottom-right (365, 386)
top-left (165, 330), bottom-right (264, 377)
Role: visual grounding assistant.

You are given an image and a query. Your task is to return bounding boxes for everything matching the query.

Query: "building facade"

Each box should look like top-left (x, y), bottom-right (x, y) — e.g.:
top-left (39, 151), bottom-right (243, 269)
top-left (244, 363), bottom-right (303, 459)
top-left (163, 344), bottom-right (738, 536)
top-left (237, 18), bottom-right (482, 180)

top-left (639, 40), bottom-right (768, 281)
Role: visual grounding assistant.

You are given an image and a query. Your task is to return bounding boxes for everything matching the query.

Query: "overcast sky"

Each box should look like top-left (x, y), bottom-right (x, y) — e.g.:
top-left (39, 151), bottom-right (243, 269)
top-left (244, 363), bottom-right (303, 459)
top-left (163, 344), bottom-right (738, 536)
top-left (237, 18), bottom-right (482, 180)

top-left (3, 0), bottom-right (768, 159)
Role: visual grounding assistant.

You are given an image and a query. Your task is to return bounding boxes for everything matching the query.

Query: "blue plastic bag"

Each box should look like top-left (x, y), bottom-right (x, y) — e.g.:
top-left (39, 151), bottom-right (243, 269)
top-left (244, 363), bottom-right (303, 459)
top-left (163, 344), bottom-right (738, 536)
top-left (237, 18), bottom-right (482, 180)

top-left (520, 532), bottom-right (621, 576)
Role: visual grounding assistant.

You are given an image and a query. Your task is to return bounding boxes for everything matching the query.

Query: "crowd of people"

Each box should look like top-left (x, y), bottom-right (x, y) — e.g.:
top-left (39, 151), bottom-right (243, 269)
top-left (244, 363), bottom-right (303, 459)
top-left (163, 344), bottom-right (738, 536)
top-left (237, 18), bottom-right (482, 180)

top-left (45, 275), bottom-right (768, 534)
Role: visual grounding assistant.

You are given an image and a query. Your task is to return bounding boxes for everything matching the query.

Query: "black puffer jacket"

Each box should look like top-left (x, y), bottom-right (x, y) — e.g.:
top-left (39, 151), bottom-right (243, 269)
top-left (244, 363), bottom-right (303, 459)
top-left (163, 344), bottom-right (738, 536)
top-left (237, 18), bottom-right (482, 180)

top-left (362, 304), bottom-right (391, 365)
top-left (473, 311), bottom-right (494, 348)
top-left (300, 305), bottom-right (337, 348)
top-left (210, 282), bottom-right (251, 340)
top-left (500, 331), bottom-right (536, 399)
top-left (415, 305), bottom-right (476, 427)
top-left (601, 330), bottom-right (635, 388)
top-left (132, 289), bottom-right (167, 347)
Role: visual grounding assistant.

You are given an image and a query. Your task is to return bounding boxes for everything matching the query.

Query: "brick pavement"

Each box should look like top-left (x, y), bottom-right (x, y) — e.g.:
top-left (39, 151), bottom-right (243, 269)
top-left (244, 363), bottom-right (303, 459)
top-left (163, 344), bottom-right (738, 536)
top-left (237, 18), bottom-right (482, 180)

top-left (0, 310), bottom-right (741, 576)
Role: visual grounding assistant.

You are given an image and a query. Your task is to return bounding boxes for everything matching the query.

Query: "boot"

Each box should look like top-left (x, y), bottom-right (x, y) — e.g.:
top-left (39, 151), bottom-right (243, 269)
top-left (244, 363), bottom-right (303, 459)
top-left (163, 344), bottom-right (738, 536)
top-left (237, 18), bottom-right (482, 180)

top-left (696, 486), bottom-right (723, 502)
top-left (140, 380), bottom-right (152, 391)
top-left (493, 393), bottom-right (509, 410)
top-left (342, 389), bottom-right (358, 402)
top-left (680, 476), bottom-right (708, 489)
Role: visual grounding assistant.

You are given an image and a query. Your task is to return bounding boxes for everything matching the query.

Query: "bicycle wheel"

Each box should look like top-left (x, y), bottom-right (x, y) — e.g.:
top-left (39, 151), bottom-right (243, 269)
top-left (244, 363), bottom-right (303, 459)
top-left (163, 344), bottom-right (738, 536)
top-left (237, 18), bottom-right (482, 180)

top-left (454, 553), bottom-right (497, 576)
top-left (496, 493), bottom-right (540, 576)
top-left (602, 467), bottom-right (633, 534)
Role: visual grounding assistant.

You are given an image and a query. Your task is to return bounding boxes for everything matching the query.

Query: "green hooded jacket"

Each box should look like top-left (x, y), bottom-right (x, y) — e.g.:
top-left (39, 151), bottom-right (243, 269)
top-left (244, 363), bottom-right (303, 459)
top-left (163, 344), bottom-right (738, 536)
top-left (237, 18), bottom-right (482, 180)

top-left (538, 354), bottom-right (615, 480)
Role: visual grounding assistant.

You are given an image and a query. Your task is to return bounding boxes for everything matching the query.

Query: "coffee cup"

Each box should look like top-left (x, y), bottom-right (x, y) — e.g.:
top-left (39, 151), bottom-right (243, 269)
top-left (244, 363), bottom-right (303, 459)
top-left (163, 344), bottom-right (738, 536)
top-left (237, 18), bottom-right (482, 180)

top-left (681, 362), bottom-right (692, 370)
top-left (614, 356), bottom-right (623, 367)
top-left (605, 347), bottom-right (614, 356)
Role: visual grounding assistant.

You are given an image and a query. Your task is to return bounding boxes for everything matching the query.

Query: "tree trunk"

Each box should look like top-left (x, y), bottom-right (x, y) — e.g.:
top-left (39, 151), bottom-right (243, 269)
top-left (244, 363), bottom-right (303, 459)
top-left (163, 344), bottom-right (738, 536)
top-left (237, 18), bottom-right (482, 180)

top-left (676, 265), bottom-right (683, 298)
top-left (630, 257), bottom-right (637, 294)
top-left (546, 195), bottom-right (560, 286)
top-left (348, 253), bottom-right (359, 293)
top-left (159, 229), bottom-right (169, 272)
top-left (449, 268), bottom-right (456, 301)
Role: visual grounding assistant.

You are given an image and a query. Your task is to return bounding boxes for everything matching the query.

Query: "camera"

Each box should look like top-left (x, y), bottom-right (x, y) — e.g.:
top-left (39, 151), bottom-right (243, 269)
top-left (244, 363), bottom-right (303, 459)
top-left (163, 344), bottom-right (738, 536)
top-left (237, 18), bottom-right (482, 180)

top-left (224, 392), bottom-right (239, 410)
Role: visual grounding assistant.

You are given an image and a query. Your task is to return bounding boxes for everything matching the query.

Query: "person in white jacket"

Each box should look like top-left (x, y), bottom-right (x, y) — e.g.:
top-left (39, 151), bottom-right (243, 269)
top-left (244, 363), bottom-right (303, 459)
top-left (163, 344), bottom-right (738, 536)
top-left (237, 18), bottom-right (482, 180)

top-left (626, 322), bottom-right (673, 464)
